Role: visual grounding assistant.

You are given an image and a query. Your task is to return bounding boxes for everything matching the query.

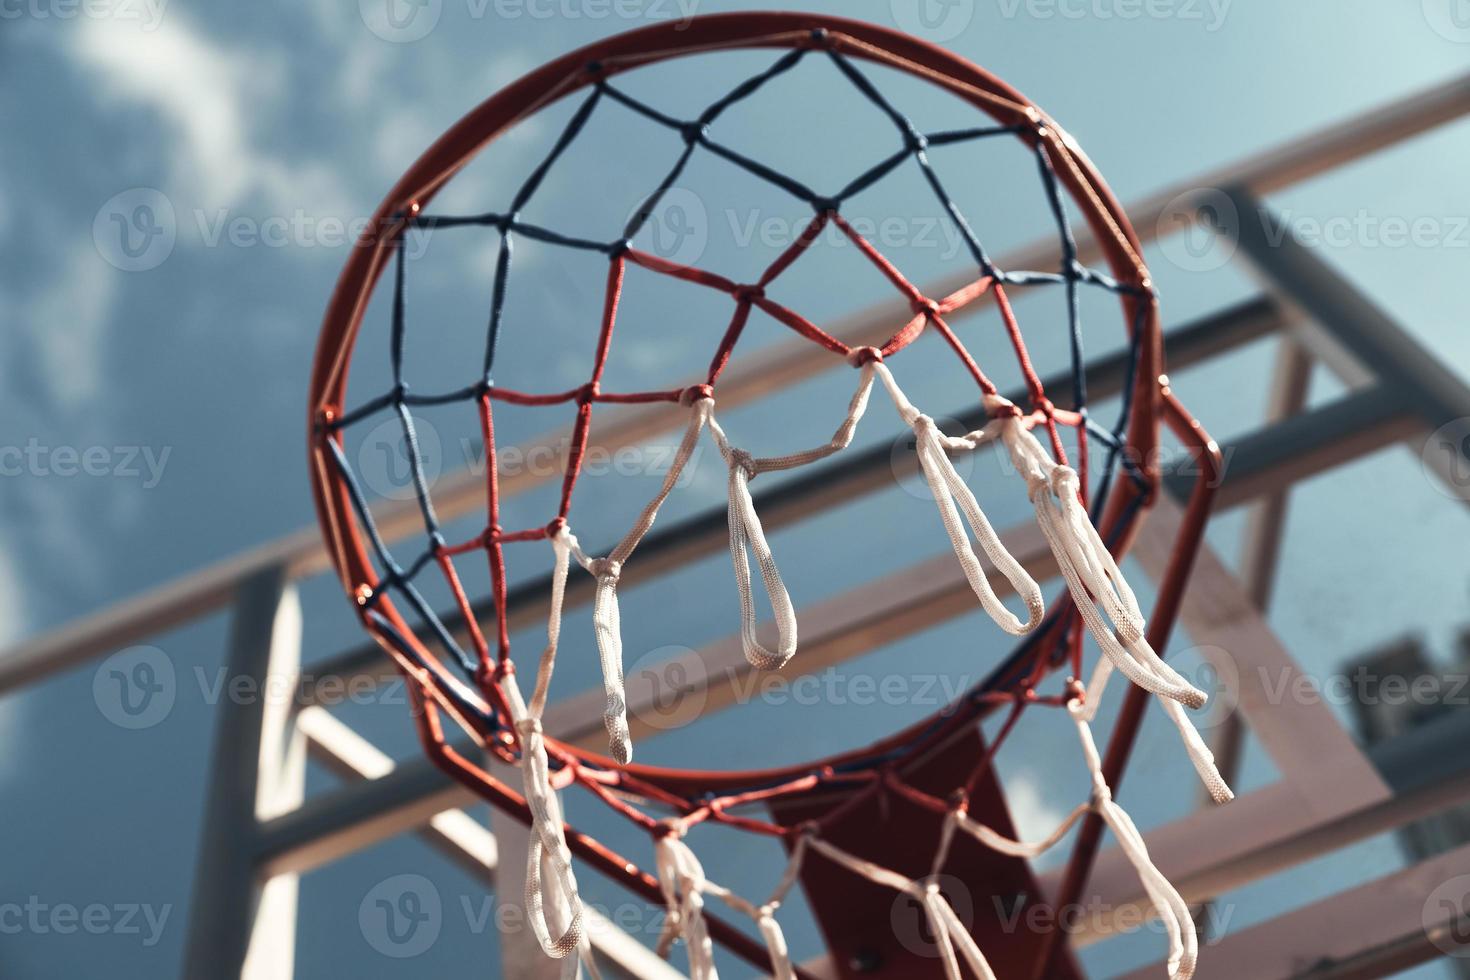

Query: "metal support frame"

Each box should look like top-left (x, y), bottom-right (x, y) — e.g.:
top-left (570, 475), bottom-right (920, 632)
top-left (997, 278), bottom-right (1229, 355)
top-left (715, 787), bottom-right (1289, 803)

top-left (2, 70), bottom-right (1468, 980)
top-left (295, 708), bottom-right (682, 980)
top-left (1208, 334), bottom-right (1312, 816)
top-left (1225, 187), bottom-right (1470, 434)
top-left (1190, 335), bottom-right (1310, 937)
top-left (181, 566), bottom-right (304, 979)
top-left (1118, 837), bottom-right (1470, 979)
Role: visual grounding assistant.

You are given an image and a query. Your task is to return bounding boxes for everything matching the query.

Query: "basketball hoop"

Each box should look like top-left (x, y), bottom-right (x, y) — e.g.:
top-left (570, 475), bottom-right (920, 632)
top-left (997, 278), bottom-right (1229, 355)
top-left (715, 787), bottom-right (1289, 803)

top-left (310, 13), bottom-right (1229, 978)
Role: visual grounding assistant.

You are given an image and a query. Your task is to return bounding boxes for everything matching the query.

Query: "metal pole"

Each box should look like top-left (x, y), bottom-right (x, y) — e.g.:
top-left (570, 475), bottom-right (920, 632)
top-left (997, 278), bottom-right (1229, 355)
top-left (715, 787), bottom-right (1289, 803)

top-left (182, 565), bottom-right (303, 979)
top-left (1224, 185), bottom-right (1470, 503)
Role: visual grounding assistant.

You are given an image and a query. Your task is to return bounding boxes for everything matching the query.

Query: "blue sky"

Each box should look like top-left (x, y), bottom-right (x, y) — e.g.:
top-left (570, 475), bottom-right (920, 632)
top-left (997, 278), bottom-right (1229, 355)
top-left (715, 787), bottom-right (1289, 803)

top-left (2, 1), bottom-right (1469, 976)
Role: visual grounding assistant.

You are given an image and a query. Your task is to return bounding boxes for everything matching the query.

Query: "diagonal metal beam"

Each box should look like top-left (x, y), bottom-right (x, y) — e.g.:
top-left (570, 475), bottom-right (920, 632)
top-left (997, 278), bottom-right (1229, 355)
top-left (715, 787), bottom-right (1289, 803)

top-left (1116, 836), bottom-right (1470, 979)
top-left (1163, 385), bottom-right (1419, 509)
top-left (1225, 186), bottom-right (1470, 431)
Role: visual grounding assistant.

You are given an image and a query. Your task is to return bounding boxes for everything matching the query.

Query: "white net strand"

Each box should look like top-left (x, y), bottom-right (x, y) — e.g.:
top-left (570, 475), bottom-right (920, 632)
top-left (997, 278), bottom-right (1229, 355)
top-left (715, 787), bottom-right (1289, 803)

top-left (871, 361), bottom-right (1047, 636)
top-left (755, 912), bottom-right (795, 980)
top-left (564, 400), bottom-right (712, 764)
top-left (1158, 697), bottom-right (1233, 804)
top-left (497, 528), bottom-right (602, 974)
top-left (804, 835), bottom-right (999, 980)
top-left (702, 363), bottom-right (878, 671)
top-left (917, 702), bottom-right (1200, 978)
top-left (1068, 698), bottom-right (1198, 980)
top-left (503, 674), bottom-right (588, 963)
top-left (537, 823), bottom-right (602, 980)
top-left (978, 398), bottom-right (1234, 802)
top-left (653, 825), bottom-right (808, 980)
top-left (654, 829), bottom-right (720, 979)
top-left (927, 889), bottom-right (999, 980)
top-left (1081, 655), bottom-right (1116, 718)
top-left (1076, 640), bottom-right (1232, 805)
top-left (705, 416), bottom-right (800, 673)
top-left (993, 406), bottom-right (1204, 708)
top-left (527, 528), bottom-right (574, 720)
top-left (920, 813), bottom-right (1003, 980)
top-left (948, 801), bottom-right (1090, 862)
top-left (716, 834), bottom-right (807, 980)
top-left (577, 546), bottom-right (633, 766)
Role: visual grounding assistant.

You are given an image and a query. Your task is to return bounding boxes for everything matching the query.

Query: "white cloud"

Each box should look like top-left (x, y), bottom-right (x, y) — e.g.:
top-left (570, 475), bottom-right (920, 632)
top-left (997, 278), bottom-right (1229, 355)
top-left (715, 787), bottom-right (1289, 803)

top-left (1002, 769), bottom-right (1071, 853)
top-left (29, 241), bottom-right (116, 411)
top-left (71, 15), bottom-right (257, 203)
top-left (66, 14), bottom-right (349, 218)
top-left (337, 34), bottom-right (396, 113)
top-left (302, 0), bottom-right (349, 40)
top-left (372, 107), bottom-right (438, 180)
top-left (297, 3), bottom-right (401, 118)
